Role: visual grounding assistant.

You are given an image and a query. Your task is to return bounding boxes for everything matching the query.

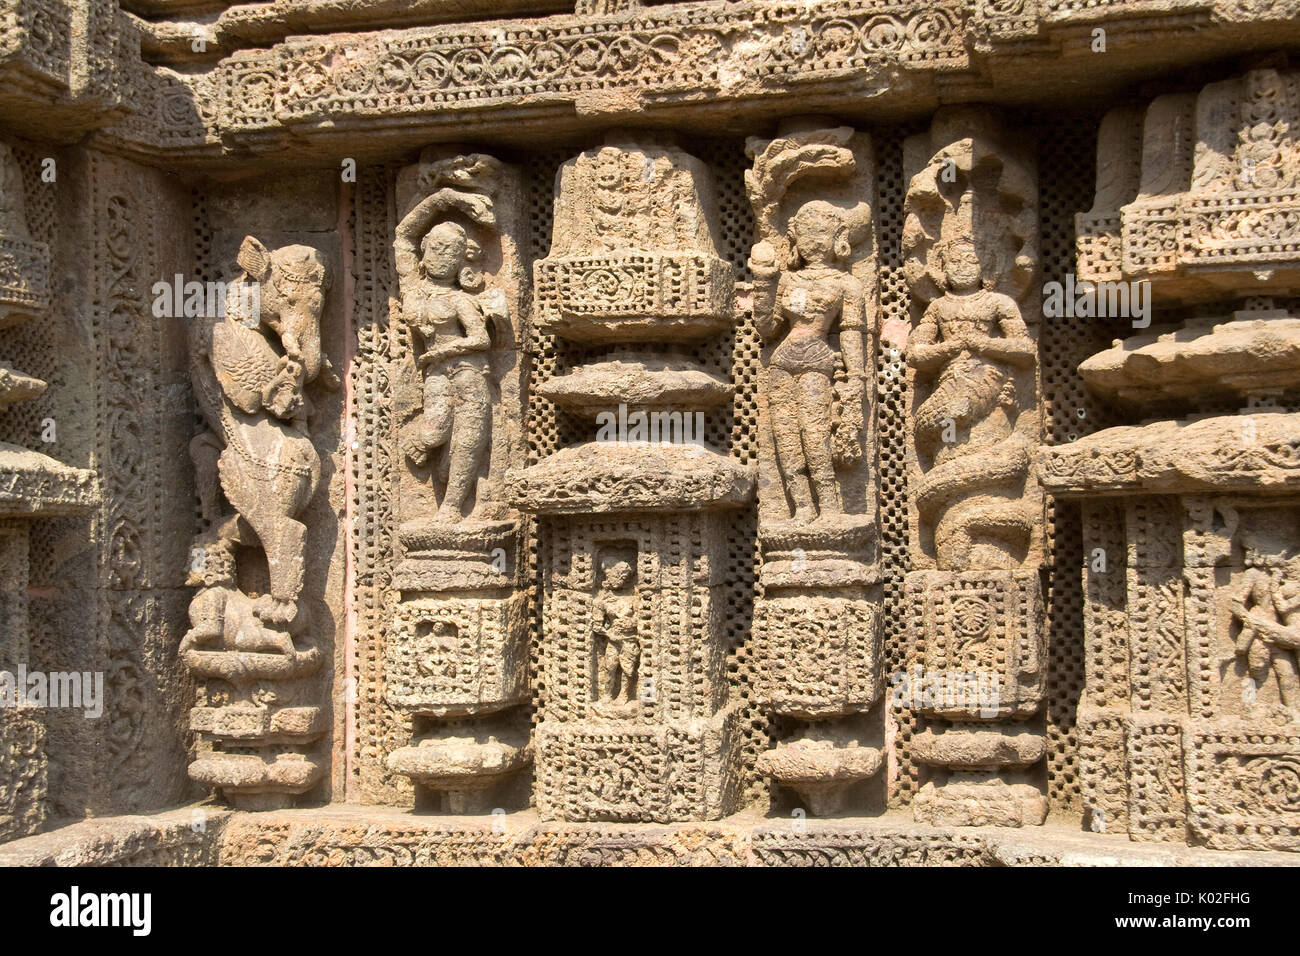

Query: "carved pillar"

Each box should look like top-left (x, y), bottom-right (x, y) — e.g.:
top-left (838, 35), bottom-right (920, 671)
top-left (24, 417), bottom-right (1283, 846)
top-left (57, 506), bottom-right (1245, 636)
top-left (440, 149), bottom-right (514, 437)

top-left (0, 141), bottom-right (95, 839)
top-left (902, 108), bottom-right (1048, 826)
top-left (510, 135), bottom-right (752, 822)
top-left (1043, 66), bottom-right (1300, 851)
top-left (743, 121), bottom-right (884, 815)
top-left (183, 236), bottom-right (335, 809)
top-left (382, 150), bottom-right (532, 811)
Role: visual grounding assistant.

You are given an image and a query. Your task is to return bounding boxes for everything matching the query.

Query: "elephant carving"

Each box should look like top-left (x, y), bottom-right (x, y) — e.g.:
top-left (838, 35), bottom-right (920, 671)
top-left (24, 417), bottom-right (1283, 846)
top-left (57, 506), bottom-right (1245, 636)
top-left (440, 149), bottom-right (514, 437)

top-left (188, 235), bottom-right (337, 628)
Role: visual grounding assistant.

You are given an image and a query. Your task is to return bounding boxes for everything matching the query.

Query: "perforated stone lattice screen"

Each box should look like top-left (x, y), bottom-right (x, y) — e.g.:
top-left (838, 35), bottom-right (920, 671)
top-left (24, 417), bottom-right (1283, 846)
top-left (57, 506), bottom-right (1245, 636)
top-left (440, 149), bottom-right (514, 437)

top-left (1, 144), bottom-right (62, 591)
top-left (522, 140), bottom-right (771, 799)
top-left (0, 145), bottom-right (57, 460)
top-left (874, 121), bottom-right (923, 806)
top-left (1035, 111), bottom-right (1104, 816)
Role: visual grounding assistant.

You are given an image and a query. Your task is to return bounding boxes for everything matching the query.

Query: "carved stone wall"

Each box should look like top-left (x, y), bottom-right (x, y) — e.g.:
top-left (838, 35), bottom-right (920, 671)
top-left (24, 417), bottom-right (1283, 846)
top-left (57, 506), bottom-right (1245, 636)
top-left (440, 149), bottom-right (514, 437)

top-left (69, 151), bottom-right (194, 816)
top-left (185, 171), bottom-right (347, 808)
top-left (1044, 64), bottom-right (1300, 851)
top-left (513, 135), bottom-right (751, 822)
top-left (383, 150), bottom-right (532, 811)
top-left (2, 0), bottom-right (1300, 864)
top-left (744, 122), bottom-right (884, 816)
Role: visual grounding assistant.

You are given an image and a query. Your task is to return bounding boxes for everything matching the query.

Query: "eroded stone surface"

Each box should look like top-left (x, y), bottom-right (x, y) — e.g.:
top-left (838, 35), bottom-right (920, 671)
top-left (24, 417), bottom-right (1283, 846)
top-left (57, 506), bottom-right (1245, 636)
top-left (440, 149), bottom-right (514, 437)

top-left (5, 804), bottom-right (1300, 867)
top-left (1057, 66), bottom-right (1300, 853)
top-left (3, 0), bottom-right (1300, 866)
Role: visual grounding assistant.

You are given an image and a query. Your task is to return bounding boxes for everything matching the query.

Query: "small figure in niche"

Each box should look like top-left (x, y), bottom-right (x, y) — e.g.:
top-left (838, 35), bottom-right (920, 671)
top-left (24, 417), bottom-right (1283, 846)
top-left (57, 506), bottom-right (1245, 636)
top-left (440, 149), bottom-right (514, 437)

top-left (1231, 531), bottom-right (1300, 718)
top-left (591, 554), bottom-right (640, 718)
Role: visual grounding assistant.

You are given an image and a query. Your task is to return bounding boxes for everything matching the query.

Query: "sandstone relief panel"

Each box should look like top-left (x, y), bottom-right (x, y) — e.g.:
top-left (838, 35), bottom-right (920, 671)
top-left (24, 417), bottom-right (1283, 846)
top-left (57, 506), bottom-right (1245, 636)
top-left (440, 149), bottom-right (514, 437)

top-left (385, 149), bottom-right (532, 811)
top-left (3, 0), bottom-right (1300, 871)
top-left (512, 135), bottom-right (751, 823)
top-left (185, 235), bottom-right (336, 809)
top-left (903, 108), bottom-right (1048, 827)
top-left (745, 122), bottom-right (883, 815)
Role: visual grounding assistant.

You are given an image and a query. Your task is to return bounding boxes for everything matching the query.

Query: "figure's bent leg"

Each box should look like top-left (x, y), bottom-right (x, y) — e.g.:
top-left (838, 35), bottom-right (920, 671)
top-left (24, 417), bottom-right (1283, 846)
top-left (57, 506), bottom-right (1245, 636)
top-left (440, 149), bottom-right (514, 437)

top-left (256, 517), bottom-right (306, 623)
top-left (620, 641), bottom-right (640, 701)
top-left (404, 373), bottom-right (452, 467)
top-left (439, 369), bottom-right (491, 522)
top-left (1273, 650), bottom-right (1300, 714)
top-left (599, 640), bottom-right (618, 700)
top-left (221, 458), bottom-right (306, 625)
top-left (797, 371), bottom-right (841, 517)
top-left (190, 430), bottom-right (224, 523)
top-left (768, 369), bottom-right (814, 521)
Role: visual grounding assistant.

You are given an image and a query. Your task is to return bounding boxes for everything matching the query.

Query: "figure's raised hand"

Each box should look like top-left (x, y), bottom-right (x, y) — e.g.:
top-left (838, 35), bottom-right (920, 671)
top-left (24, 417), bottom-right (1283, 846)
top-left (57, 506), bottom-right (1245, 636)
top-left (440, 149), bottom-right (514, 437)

top-left (263, 360), bottom-right (305, 418)
top-left (748, 240), bottom-right (780, 281)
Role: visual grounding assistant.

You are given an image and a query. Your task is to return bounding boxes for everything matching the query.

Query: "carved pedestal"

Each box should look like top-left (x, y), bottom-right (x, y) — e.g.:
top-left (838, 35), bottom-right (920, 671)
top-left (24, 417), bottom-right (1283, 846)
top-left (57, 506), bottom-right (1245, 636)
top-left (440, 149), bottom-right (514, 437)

top-left (514, 446), bottom-right (750, 821)
top-left (754, 560), bottom-right (883, 815)
top-left (184, 530), bottom-right (328, 810)
top-left (1047, 453), bottom-right (1300, 850)
top-left (0, 522), bottom-right (45, 842)
top-left (386, 522), bottom-right (531, 812)
top-left (0, 704), bottom-right (43, 843)
top-left (1050, 486), bottom-right (1300, 850)
top-left (906, 569), bottom-right (1047, 826)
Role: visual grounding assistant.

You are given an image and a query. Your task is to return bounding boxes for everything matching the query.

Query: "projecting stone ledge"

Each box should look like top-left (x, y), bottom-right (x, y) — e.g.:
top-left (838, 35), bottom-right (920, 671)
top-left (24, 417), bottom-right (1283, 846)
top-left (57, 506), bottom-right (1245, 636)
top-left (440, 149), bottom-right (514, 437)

top-left (387, 732), bottom-right (533, 813)
top-left (6, 805), bottom-right (1298, 866)
top-left (95, 1), bottom-right (1300, 165)
top-left (507, 441), bottom-right (755, 515)
top-left (188, 753), bottom-right (325, 811)
top-left (1037, 412), bottom-right (1300, 497)
top-left (911, 729), bottom-right (1047, 771)
top-left (1078, 312), bottom-right (1300, 406)
top-left (0, 366), bottom-right (46, 406)
top-left (538, 358), bottom-right (731, 418)
top-left (0, 443), bottom-right (98, 518)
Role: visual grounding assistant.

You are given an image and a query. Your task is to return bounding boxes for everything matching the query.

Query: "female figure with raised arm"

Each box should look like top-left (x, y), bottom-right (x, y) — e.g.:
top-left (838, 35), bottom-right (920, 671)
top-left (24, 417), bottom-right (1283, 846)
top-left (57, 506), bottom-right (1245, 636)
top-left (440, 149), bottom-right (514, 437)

top-left (394, 192), bottom-right (503, 524)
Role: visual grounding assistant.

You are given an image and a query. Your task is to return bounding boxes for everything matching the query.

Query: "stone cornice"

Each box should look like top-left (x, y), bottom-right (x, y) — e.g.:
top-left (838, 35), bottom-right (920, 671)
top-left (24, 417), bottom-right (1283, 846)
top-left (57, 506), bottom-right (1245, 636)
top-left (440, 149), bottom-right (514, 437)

top-left (0, 444), bottom-right (99, 518)
top-left (5, 0), bottom-right (1300, 162)
top-left (0, 0), bottom-right (135, 141)
top-left (1038, 412), bottom-right (1300, 497)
